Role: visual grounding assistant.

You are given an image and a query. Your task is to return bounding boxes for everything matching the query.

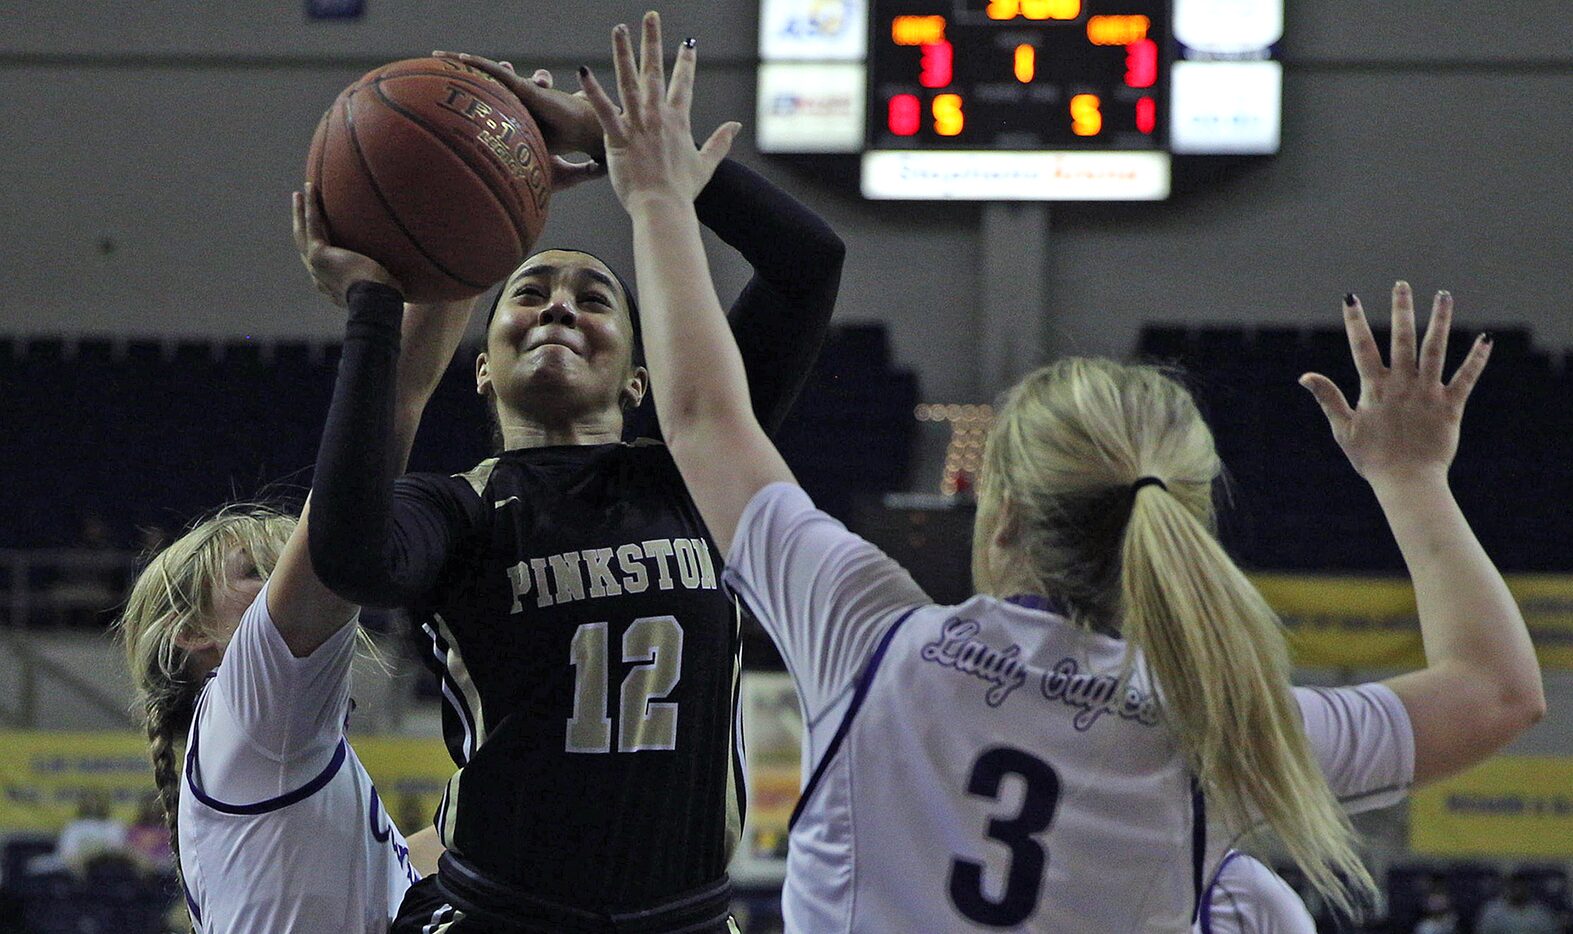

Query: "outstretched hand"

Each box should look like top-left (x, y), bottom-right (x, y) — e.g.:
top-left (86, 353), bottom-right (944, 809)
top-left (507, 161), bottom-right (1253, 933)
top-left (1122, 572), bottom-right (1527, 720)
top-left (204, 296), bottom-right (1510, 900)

top-left (1300, 282), bottom-right (1492, 487)
top-left (577, 12), bottom-right (741, 211)
top-left (291, 184), bottom-right (400, 307)
top-left (433, 53), bottom-right (608, 191)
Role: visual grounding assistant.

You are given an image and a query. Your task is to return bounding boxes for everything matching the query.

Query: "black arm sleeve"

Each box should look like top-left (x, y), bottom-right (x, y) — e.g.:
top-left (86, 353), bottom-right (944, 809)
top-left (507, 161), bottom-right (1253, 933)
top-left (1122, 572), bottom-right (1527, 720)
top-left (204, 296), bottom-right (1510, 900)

top-left (626, 159), bottom-right (845, 440)
top-left (308, 281), bottom-right (482, 608)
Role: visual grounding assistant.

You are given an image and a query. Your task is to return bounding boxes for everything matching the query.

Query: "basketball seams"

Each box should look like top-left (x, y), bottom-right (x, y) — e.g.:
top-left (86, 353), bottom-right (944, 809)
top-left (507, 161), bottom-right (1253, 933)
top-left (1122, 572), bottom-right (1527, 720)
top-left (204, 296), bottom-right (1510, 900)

top-left (342, 87), bottom-right (490, 291)
top-left (367, 76), bottom-right (534, 250)
top-left (367, 68), bottom-right (553, 212)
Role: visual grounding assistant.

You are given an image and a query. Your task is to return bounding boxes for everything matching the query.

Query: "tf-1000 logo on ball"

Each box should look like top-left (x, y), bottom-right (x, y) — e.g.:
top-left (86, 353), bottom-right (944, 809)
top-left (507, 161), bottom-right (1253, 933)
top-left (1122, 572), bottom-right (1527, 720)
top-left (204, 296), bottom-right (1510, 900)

top-left (435, 84), bottom-right (550, 212)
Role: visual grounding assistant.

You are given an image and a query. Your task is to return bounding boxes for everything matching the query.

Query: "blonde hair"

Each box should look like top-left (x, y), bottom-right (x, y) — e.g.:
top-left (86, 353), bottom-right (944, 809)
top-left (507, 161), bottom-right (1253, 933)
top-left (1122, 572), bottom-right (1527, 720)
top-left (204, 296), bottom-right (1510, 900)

top-left (114, 505), bottom-right (295, 883)
top-left (976, 358), bottom-right (1375, 916)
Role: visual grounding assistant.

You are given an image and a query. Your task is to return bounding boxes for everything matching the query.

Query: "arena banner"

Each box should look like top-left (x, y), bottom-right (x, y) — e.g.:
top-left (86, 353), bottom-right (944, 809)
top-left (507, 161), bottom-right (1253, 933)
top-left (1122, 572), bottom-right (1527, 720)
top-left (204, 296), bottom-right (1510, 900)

top-left (731, 672), bottom-right (803, 884)
top-left (0, 730), bottom-right (454, 834)
top-left (1409, 757), bottom-right (1573, 857)
top-left (1251, 574), bottom-right (1573, 670)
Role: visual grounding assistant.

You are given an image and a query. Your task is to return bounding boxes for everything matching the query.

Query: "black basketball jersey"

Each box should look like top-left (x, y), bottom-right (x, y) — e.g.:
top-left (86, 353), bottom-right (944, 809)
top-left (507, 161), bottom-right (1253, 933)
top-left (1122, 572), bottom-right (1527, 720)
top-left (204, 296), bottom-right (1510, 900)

top-left (399, 440), bottom-right (744, 910)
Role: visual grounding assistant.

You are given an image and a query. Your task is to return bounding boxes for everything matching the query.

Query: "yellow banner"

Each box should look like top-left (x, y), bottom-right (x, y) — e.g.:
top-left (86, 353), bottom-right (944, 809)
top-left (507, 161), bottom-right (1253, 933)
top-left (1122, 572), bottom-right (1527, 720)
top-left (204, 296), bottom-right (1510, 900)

top-left (0, 730), bottom-right (454, 834)
top-left (1410, 757), bottom-right (1573, 857)
top-left (1253, 574), bottom-right (1573, 670)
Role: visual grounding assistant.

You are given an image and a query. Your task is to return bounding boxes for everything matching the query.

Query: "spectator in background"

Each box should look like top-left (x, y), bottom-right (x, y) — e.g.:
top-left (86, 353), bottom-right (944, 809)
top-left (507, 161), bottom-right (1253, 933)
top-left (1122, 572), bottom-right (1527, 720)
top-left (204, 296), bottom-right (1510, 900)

top-left (48, 510), bottom-right (123, 626)
top-left (1476, 872), bottom-right (1561, 934)
top-left (1415, 872), bottom-right (1461, 934)
top-left (55, 789), bottom-right (130, 877)
top-left (125, 793), bottom-right (174, 875)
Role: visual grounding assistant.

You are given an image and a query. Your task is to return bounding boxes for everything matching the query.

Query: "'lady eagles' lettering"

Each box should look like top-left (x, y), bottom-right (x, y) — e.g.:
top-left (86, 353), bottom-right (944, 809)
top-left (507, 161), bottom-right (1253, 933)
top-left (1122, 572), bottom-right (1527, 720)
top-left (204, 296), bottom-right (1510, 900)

top-left (1040, 658), bottom-right (1161, 732)
top-left (506, 538), bottom-right (717, 612)
top-left (920, 617), bottom-right (1028, 707)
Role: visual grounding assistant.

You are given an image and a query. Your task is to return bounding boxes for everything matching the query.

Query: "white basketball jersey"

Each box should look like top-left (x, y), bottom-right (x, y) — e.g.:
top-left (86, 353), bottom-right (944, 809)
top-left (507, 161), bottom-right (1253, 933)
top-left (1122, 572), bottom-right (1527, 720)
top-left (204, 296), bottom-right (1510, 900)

top-left (178, 581), bottom-right (420, 933)
top-left (1196, 852), bottom-right (1316, 934)
top-left (724, 483), bottom-right (1414, 934)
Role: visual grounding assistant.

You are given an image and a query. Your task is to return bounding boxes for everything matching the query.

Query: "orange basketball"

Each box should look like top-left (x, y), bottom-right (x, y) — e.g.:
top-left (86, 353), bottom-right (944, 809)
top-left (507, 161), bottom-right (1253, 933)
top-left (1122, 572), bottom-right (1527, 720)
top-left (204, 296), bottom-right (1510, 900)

top-left (307, 57), bottom-right (552, 303)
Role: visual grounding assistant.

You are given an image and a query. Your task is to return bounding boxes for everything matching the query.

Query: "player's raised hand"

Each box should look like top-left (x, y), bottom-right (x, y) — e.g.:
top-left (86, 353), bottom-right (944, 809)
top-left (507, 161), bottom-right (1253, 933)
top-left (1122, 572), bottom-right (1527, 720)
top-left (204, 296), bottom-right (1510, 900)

top-left (292, 184), bottom-right (400, 307)
top-left (435, 52), bottom-right (606, 158)
top-left (578, 11), bottom-right (741, 210)
top-left (1299, 282), bottom-right (1492, 487)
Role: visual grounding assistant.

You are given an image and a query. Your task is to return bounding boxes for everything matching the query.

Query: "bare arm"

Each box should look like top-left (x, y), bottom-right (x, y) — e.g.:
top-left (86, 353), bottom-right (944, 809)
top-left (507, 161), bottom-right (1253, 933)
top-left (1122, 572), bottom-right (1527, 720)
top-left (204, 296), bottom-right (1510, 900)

top-left (405, 826), bottom-right (445, 878)
top-left (1300, 284), bottom-right (1544, 785)
top-left (266, 191), bottom-right (476, 658)
top-left (581, 14), bottom-right (794, 555)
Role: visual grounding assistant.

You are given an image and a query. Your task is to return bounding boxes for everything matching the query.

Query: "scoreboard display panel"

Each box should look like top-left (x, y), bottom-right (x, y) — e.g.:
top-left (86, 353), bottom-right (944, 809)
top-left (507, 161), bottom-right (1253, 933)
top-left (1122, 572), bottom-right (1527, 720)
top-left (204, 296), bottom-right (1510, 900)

top-left (869, 1), bottom-right (1169, 151)
top-left (756, 0), bottom-right (1282, 200)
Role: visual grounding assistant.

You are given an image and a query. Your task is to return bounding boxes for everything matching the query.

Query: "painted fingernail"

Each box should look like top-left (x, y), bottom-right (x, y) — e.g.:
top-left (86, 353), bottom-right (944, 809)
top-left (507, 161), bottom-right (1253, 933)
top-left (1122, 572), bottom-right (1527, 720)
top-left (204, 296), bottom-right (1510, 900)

top-left (578, 65), bottom-right (590, 78)
top-left (1480, 332), bottom-right (1493, 345)
top-left (683, 37), bottom-right (696, 48)
top-left (1343, 293), bottom-right (1357, 307)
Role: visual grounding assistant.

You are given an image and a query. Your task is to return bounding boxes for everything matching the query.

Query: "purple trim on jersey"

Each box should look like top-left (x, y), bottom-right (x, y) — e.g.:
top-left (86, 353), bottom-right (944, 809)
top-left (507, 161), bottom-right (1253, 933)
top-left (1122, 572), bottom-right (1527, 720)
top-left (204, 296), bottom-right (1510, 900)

top-left (185, 705), bottom-right (350, 815)
top-left (788, 606), bottom-right (921, 831)
top-left (1191, 783), bottom-right (1208, 924)
top-left (1003, 594), bottom-right (1070, 615)
top-left (182, 875), bottom-right (203, 926)
top-left (1198, 849), bottom-right (1244, 934)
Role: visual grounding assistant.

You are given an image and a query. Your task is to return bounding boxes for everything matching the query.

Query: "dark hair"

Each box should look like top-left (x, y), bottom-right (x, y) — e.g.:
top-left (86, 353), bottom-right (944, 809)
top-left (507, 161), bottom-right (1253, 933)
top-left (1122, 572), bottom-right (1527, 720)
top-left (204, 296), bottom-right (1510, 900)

top-left (481, 249), bottom-right (646, 453)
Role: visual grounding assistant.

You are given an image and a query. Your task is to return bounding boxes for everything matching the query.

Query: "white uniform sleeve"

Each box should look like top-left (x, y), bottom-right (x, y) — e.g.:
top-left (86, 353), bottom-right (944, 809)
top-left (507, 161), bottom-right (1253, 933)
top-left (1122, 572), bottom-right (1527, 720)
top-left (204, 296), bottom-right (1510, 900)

top-left (724, 483), bottom-right (930, 724)
top-left (1196, 854), bottom-right (1316, 934)
top-left (1294, 683), bottom-right (1415, 814)
top-left (193, 579), bottom-right (357, 801)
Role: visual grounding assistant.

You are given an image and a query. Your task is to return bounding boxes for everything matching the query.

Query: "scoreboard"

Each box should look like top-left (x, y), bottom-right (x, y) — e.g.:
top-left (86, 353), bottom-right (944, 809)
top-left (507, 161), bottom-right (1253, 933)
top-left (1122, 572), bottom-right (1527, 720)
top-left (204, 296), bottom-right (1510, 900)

top-left (757, 0), bottom-right (1282, 200)
top-left (869, 1), bottom-right (1168, 150)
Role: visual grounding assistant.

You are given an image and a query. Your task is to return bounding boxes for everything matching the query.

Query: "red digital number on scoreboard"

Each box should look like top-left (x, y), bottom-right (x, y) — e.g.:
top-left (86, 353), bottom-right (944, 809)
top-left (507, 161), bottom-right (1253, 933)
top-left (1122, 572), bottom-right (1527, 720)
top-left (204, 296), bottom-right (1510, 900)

top-left (920, 41), bottom-right (954, 88)
top-left (1125, 38), bottom-right (1158, 88)
top-left (889, 94), bottom-right (922, 136)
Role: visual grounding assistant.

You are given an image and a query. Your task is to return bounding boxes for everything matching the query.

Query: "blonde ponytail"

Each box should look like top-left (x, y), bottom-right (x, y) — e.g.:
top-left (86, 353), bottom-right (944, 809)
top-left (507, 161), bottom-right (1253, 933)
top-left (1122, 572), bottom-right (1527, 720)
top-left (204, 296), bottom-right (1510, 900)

top-left (980, 358), bottom-right (1376, 916)
top-left (1122, 487), bottom-right (1375, 915)
top-left (115, 505), bottom-right (296, 891)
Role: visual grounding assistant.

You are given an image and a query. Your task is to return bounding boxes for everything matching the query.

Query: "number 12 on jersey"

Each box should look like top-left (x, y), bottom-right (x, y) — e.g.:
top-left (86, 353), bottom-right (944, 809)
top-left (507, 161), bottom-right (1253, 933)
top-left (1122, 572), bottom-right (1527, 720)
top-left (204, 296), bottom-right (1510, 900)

top-left (566, 616), bottom-right (684, 753)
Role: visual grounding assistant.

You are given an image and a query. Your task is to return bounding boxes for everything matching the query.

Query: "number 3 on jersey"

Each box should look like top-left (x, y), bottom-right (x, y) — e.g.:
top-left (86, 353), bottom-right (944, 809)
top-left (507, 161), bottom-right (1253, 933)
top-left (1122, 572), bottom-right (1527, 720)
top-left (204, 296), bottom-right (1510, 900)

top-left (566, 616), bottom-right (684, 753)
top-left (949, 747), bottom-right (1062, 927)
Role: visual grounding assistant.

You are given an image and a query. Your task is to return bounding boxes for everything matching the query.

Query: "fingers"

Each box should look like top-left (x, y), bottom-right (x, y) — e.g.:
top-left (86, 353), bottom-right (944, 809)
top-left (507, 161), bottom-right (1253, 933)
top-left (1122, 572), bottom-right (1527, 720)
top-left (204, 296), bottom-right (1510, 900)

top-left (611, 23), bottom-right (642, 125)
top-left (1446, 333), bottom-right (1493, 405)
top-left (1299, 373), bottom-right (1355, 432)
top-left (698, 121), bottom-right (741, 173)
top-left (638, 11), bottom-right (665, 117)
top-left (439, 52), bottom-right (521, 91)
top-left (1390, 280), bottom-right (1417, 372)
top-left (668, 37), bottom-right (696, 112)
top-left (1341, 293), bottom-right (1385, 388)
top-left (550, 156), bottom-right (606, 192)
top-left (1418, 290), bottom-right (1453, 382)
top-left (291, 191), bottom-right (307, 255)
top-left (531, 68), bottom-right (553, 89)
top-left (303, 183), bottom-right (330, 244)
top-left (577, 66), bottom-right (628, 145)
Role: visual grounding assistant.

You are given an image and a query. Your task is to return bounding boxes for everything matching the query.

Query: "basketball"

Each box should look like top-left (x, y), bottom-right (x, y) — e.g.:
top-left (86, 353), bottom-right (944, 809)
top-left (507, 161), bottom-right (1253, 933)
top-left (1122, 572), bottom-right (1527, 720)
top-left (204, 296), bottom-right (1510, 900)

top-left (306, 57), bottom-right (552, 302)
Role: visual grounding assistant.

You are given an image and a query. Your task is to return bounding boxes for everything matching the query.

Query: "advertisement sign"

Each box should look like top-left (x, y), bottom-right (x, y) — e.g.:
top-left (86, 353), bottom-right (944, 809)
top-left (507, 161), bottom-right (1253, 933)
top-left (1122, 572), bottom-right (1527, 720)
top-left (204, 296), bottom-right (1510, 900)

top-left (1255, 574), bottom-right (1573, 671)
top-left (1170, 60), bottom-right (1282, 154)
top-left (731, 672), bottom-right (803, 884)
top-left (757, 63), bottom-right (866, 153)
top-left (1411, 757), bottom-right (1573, 858)
top-left (760, 0), bottom-right (868, 61)
top-left (0, 731), bottom-right (453, 833)
top-left (862, 150), bottom-right (1172, 201)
